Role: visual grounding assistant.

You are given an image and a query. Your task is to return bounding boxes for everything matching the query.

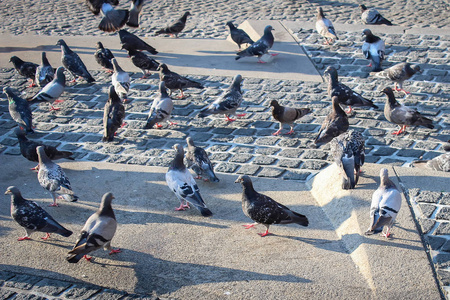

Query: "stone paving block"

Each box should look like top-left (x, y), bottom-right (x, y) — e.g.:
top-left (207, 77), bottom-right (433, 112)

top-left (426, 235), bottom-right (447, 250)
top-left (63, 285), bottom-right (102, 299)
top-left (236, 164), bottom-right (260, 176)
top-left (419, 218), bottom-right (436, 234)
top-left (257, 167), bottom-right (285, 178)
top-left (0, 290), bottom-right (15, 299)
top-left (435, 223), bottom-right (450, 235)
top-left (3, 274), bottom-right (42, 290)
top-left (33, 278), bottom-right (72, 296)
top-left (441, 240), bottom-right (450, 253)
top-left (416, 191), bottom-right (442, 204)
top-left (418, 204), bottom-right (437, 218)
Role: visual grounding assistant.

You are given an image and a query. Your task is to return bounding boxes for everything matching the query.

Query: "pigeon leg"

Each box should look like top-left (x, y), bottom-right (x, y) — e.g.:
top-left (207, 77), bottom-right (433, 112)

top-left (392, 125), bottom-right (406, 135)
top-left (257, 59), bottom-right (267, 64)
top-left (49, 104), bottom-right (60, 111)
top-left (41, 233), bottom-right (51, 240)
top-left (203, 178), bottom-right (210, 182)
top-left (345, 106), bottom-right (353, 114)
top-left (285, 128), bottom-right (295, 135)
top-left (84, 255), bottom-right (92, 262)
top-left (225, 115), bottom-right (236, 122)
top-left (272, 129), bottom-right (282, 136)
top-left (236, 113), bottom-right (246, 117)
top-left (27, 79), bottom-right (37, 88)
top-left (258, 229), bottom-right (272, 237)
top-left (70, 78), bottom-right (77, 83)
top-left (399, 89), bottom-right (410, 95)
top-left (54, 99), bottom-right (65, 103)
top-left (177, 90), bottom-right (186, 99)
top-left (175, 202), bottom-right (189, 211)
top-left (367, 62), bottom-right (372, 68)
top-left (18, 236), bottom-right (31, 241)
top-left (243, 223), bottom-right (258, 229)
top-left (30, 164), bottom-right (39, 171)
top-left (109, 248), bottom-right (121, 255)
top-left (270, 53), bottom-right (279, 57)
top-left (49, 193), bottom-right (59, 207)
top-left (168, 121), bottom-right (178, 126)
top-left (155, 123), bottom-right (163, 128)
top-left (381, 227), bottom-right (391, 238)
top-left (120, 122), bottom-right (127, 128)
top-left (194, 175), bottom-right (202, 179)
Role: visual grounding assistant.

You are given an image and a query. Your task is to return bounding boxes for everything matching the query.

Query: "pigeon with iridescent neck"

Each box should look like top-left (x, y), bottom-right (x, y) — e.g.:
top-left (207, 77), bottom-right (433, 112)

top-left (3, 87), bottom-right (33, 134)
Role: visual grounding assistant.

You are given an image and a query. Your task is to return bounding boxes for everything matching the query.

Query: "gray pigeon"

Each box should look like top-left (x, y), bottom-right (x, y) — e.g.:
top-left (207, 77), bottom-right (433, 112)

top-left (5, 186), bottom-right (73, 241)
top-left (185, 137), bottom-right (219, 182)
top-left (235, 25), bottom-right (277, 63)
top-left (111, 58), bottom-right (130, 102)
top-left (127, 48), bottom-right (160, 78)
top-left (103, 86), bottom-right (126, 142)
top-left (374, 62), bottom-right (422, 94)
top-left (3, 87), bottom-right (33, 134)
top-left (67, 192), bottom-right (120, 263)
top-left (359, 4), bottom-right (392, 25)
top-left (158, 63), bottom-right (204, 99)
top-left (36, 146), bottom-right (78, 207)
top-left (198, 74), bottom-right (244, 121)
top-left (412, 141), bottom-right (450, 172)
top-left (35, 52), bottom-right (55, 87)
top-left (314, 96), bottom-right (349, 147)
top-left (362, 29), bottom-right (385, 72)
top-left (57, 39), bottom-right (95, 83)
top-left (165, 144), bottom-right (213, 217)
top-left (365, 168), bottom-right (401, 238)
top-left (119, 29), bottom-right (158, 55)
top-left (28, 66), bottom-right (66, 111)
top-left (155, 11), bottom-right (191, 38)
top-left (330, 130), bottom-right (365, 190)
top-left (315, 7), bottom-right (338, 45)
top-left (381, 87), bottom-right (434, 135)
top-left (144, 81), bottom-right (174, 129)
top-left (226, 21), bottom-right (254, 50)
top-left (9, 56), bottom-right (39, 87)
top-left (235, 175), bottom-right (309, 237)
top-left (94, 41), bottom-right (115, 72)
top-left (98, 0), bottom-right (129, 32)
top-left (127, 0), bottom-right (144, 27)
top-left (270, 100), bottom-right (311, 136)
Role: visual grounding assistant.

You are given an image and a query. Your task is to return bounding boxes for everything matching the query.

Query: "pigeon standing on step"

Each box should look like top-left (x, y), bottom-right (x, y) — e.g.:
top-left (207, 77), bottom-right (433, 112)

top-left (3, 87), bottom-right (34, 134)
top-left (411, 141), bottom-right (450, 172)
top-left (94, 41), bottom-right (115, 72)
top-left (185, 137), bottom-right (219, 182)
top-left (35, 52), bottom-right (55, 87)
top-left (36, 146), bottom-right (78, 207)
top-left (226, 21), bottom-right (254, 50)
top-left (145, 81), bottom-right (174, 129)
top-left (165, 144), bottom-right (213, 217)
top-left (127, 48), bottom-right (160, 78)
top-left (155, 11), bottom-right (191, 38)
top-left (330, 130), bottom-right (365, 190)
top-left (359, 4), bottom-right (393, 25)
top-left (362, 29), bottom-right (385, 72)
top-left (365, 168), bottom-right (401, 238)
top-left (9, 56), bottom-right (39, 87)
top-left (127, 0), bottom-right (144, 27)
top-left (98, 0), bottom-right (129, 32)
top-left (119, 29), bottom-right (158, 55)
top-left (314, 96), bottom-right (349, 147)
top-left (5, 186), bottom-right (73, 241)
top-left (270, 100), bottom-right (311, 136)
top-left (235, 25), bottom-right (277, 63)
top-left (158, 63), bottom-right (204, 99)
top-left (57, 39), bottom-right (95, 83)
top-left (103, 86), bottom-right (125, 142)
top-left (316, 7), bottom-right (338, 45)
top-left (374, 62), bottom-right (422, 94)
top-left (67, 192), bottom-right (120, 263)
top-left (235, 175), bottom-right (309, 237)
top-left (111, 58), bottom-right (130, 102)
top-left (28, 67), bottom-right (66, 111)
top-left (381, 87), bottom-right (434, 135)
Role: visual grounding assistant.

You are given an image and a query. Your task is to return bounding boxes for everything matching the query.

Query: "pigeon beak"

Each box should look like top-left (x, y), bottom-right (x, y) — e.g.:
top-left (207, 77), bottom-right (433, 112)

top-left (4, 190), bottom-right (10, 195)
top-left (234, 178), bottom-right (241, 183)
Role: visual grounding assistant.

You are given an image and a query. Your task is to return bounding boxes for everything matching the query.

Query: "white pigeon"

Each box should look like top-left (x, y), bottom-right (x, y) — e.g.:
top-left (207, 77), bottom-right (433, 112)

top-left (362, 29), bottom-right (385, 72)
top-left (144, 81), bottom-right (174, 129)
top-left (111, 58), bottom-right (130, 103)
top-left (316, 7), bottom-right (338, 45)
top-left (28, 66), bottom-right (66, 111)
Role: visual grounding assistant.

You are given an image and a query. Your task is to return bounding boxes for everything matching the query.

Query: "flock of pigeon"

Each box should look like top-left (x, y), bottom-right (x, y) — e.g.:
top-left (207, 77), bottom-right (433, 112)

top-left (2, 0), bottom-right (449, 262)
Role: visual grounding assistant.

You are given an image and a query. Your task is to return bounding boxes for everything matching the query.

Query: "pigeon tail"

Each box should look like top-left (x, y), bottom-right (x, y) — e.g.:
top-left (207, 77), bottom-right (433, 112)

top-left (144, 115), bottom-right (158, 129)
top-left (198, 206), bottom-right (213, 217)
top-left (291, 211), bottom-right (309, 227)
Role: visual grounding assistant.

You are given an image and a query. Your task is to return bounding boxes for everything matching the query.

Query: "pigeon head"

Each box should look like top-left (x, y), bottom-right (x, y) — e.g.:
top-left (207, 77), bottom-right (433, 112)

top-left (173, 144), bottom-right (184, 156)
top-left (41, 52), bottom-right (50, 65)
top-left (158, 81), bottom-right (169, 97)
top-left (411, 65), bottom-right (422, 74)
top-left (226, 21), bottom-right (235, 29)
top-left (111, 58), bottom-right (123, 72)
top-left (362, 29), bottom-right (373, 37)
top-left (183, 11), bottom-right (191, 17)
top-left (323, 66), bottom-right (338, 81)
top-left (56, 39), bottom-right (66, 46)
top-left (359, 4), bottom-right (367, 12)
top-left (36, 145), bottom-right (51, 163)
top-left (380, 87), bottom-right (394, 95)
top-left (317, 7), bottom-right (325, 18)
top-left (231, 74), bottom-right (243, 91)
top-left (186, 136), bottom-right (195, 148)
top-left (263, 25), bottom-right (274, 35)
top-left (4, 186), bottom-right (21, 196)
top-left (9, 56), bottom-right (22, 65)
top-left (96, 41), bottom-right (104, 49)
top-left (270, 100), bottom-right (280, 108)
top-left (157, 63), bottom-right (168, 72)
top-left (55, 66), bottom-right (66, 80)
top-left (235, 175), bottom-right (252, 185)
top-left (14, 127), bottom-right (27, 139)
top-left (98, 192), bottom-right (116, 217)
top-left (108, 85), bottom-right (121, 102)
top-left (3, 86), bottom-right (12, 96)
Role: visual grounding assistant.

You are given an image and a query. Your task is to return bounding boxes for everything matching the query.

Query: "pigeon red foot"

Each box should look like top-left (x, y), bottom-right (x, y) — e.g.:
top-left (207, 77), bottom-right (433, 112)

top-left (109, 248), bottom-right (121, 255)
top-left (41, 233), bottom-right (51, 240)
top-left (258, 229), bottom-right (272, 237)
top-left (175, 203), bottom-right (190, 211)
top-left (18, 236), bottom-right (31, 241)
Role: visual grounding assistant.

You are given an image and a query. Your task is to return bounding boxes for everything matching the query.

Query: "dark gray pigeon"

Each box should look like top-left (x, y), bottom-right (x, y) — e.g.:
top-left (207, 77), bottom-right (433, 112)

top-left (67, 192), bottom-right (120, 263)
top-left (330, 130), bottom-right (365, 190)
top-left (226, 21), bottom-right (254, 50)
top-left (359, 4), bottom-right (392, 25)
top-left (155, 11), bottom-right (191, 38)
top-left (185, 137), bottom-right (219, 182)
top-left (103, 85), bottom-right (126, 142)
top-left (111, 58), bottom-right (130, 102)
top-left (37, 146), bottom-right (78, 207)
top-left (5, 186), bottom-right (73, 241)
top-left (235, 25), bottom-right (277, 63)
top-left (85, 0), bottom-right (119, 15)
top-left (3, 87), bottom-right (33, 134)
top-left (28, 66), bottom-right (66, 111)
top-left (57, 39), bottom-right (95, 83)
top-left (324, 66), bottom-right (378, 114)
top-left (158, 63), bottom-right (204, 99)
top-left (374, 62), bottom-right (422, 94)
top-left (98, 0), bottom-right (129, 32)
top-left (314, 96), bottom-right (349, 147)
top-left (94, 41), bottom-right (115, 72)
top-left (362, 29), bottom-right (385, 72)
top-left (35, 52), bottom-right (55, 87)
top-left (9, 56), bottom-right (38, 87)
top-left (315, 7), bottom-right (338, 45)
top-left (198, 74), bottom-right (244, 121)
top-left (235, 175), bottom-right (309, 237)
top-left (165, 144), bottom-right (213, 217)
top-left (127, 48), bottom-right (160, 78)
top-left (119, 29), bottom-right (158, 55)
top-left (270, 100), bottom-right (311, 136)
top-left (365, 168), bottom-right (401, 238)
top-left (127, 0), bottom-right (144, 27)
top-left (381, 87), bottom-right (433, 135)
top-left (145, 81), bottom-right (174, 129)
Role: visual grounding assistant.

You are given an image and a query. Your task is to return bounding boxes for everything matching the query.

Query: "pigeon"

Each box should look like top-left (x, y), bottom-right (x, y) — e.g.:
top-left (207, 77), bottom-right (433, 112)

top-left (5, 186), bottom-right (73, 241)
top-left (85, 0), bottom-right (119, 15)
top-left (270, 100), bottom-right (311, 135)
top-left (235, 25), bottom-right (277, 63)
top-left (35, 52), bottom-right (55, 87)
top-left (28, 66), bottom-right (66, 111)
top-left (155, 11), bottom-right (191, 38)
top-left (330, 130), bottom-right (365, 190)
top-left (185, 137), bottom-right (219, 182)
top-left (412, 141), bottom-right (450, 172)
top-left (374, 62), bottom-right (422, 94)
top-left (36, 146), bottom-right (78, 207)
top-left (144, 81), bottom-right (174, 129)
top-left (98, 0), bottom-right (129, 32)
top-left (127, 0), bottom-right (144, 28)
top-left (9, 56), bottom-right (38, 87)
top-left (362, 29), bottom-right (385, 72)
top-left (226, 21), bottom-right (254, 50)
top-left (235, 175), bottom-right (309, 237)
top-left (314, 96), bottom-right (349, 147)
top-left (57, 39), bottom-right (95, 83)
top-left (103, 86), bottom-right (126, 142)
top-left (157, 63), bottom-right (204, 99)
top-left (359, 4), bottom-right (393, 26)
top-left (198, 74), bottom-right (244, 122)
top-left (94, 41), bottom-right (115, 72)
top-left (324, 66), bottom-right (378, 114)
top-left (381, 87), bottom-right (434, 135)
top-left (119, 29), bottom-right (158, 55)
top-left (15, 128), bottom-right (74, 170)
top-left (3, 87), bottom-right (33, 134)
top-left (365, 168), bottom-right (402, 238)
top-left (165, 144), bottom-right (213, 217)
top-left (315, 7), bottom-right (338, 45)
top-left (67, 192), bottom-right (120, 263)
top-left (127, 48), bottom-right (160, 78)
top-left (111, 58), bottom-right (130, 102)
